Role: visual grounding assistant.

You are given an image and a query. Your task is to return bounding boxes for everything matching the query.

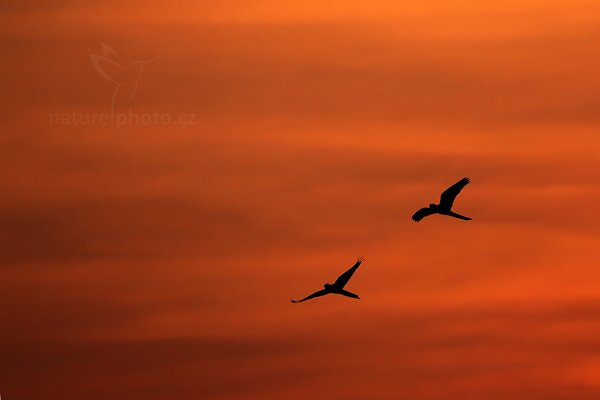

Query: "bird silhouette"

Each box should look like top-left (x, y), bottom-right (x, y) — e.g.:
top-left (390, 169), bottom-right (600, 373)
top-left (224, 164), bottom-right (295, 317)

top-left (291, 258), bottom-right (364, 303)
top-left (412, 177), bottom-right (472, 222)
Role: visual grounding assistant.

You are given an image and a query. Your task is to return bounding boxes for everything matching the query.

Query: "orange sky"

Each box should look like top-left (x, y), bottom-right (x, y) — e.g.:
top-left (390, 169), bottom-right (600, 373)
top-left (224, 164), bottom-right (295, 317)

top-left (2, 1), bottom-right (600, 399)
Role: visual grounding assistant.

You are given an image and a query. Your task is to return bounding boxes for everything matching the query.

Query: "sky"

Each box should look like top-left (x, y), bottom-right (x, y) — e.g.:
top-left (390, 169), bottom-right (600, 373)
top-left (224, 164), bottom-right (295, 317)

top-left (2, 1), bottom-right (600, 399)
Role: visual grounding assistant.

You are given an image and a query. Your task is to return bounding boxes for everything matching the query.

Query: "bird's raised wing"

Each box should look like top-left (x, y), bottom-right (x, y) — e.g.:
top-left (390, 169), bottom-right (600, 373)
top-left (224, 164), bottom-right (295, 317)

top-left (439, 177), bottom-right (470, 209)
top-left (291, 289), bottom-right (328, 303)
top-left (412, 207), bottom-right (435, 222)
top-left (333, 258), bottom-right (363, 289)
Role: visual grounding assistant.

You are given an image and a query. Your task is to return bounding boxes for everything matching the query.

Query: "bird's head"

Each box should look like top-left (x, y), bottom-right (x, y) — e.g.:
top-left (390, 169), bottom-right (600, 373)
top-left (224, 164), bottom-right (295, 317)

top-left (323, 283), bottom-right (332, 290)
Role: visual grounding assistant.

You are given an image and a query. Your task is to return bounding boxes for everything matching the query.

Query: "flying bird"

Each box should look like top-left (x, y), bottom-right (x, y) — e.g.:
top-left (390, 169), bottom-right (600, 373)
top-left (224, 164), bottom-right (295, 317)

top-left (291, 258), bottom-right (364, 303)
top-left (412, 177), bottom-right (472, 222)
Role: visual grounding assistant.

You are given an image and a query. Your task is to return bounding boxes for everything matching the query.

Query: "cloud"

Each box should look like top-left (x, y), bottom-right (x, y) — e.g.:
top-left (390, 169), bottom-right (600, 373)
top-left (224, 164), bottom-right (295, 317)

top-left (4, 299), bottom-right (600, 399)
top-left (3, 1), bottom-right (600, 399)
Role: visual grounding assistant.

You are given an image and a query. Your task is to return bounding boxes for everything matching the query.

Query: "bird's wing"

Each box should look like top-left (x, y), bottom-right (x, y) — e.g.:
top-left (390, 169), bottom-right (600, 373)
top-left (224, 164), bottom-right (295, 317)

top-left (439, 177), bottom-right (470, 209)
top-left (291, 289), bottom-right (329, 303)
top-left (412, 207), bottom-right (435, 222)
top-left (333, 258), bottom-right (363, 289)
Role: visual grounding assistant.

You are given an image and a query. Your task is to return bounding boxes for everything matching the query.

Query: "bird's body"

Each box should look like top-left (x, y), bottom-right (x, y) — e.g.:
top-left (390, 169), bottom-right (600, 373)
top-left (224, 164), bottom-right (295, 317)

top-left (291, 258), bottom-right (363, 303)
top-left (323, 283), bottom-right (361, 299)
top-left (412, 177), bottom-right (472, 222)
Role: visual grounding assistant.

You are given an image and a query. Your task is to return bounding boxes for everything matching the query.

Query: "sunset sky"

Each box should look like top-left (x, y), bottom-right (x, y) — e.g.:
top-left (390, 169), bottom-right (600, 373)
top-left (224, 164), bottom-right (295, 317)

top-left (2, 1), bottom-right (600, 399)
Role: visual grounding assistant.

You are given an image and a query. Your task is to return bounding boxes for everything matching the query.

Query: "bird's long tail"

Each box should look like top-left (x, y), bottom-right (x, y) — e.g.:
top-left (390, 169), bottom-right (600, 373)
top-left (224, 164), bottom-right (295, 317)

top-left (448, 211), bottom-right (472, 220)
top-left (339, 290), bottom-right (361, 299)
